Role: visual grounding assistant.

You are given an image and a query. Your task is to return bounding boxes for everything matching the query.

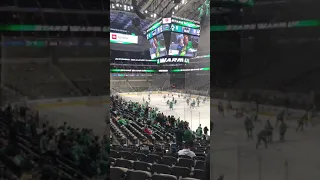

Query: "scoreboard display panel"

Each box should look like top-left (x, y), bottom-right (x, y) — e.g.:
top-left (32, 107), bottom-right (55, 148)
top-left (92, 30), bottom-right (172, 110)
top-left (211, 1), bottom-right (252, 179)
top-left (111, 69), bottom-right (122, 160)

top-left (145, 16), bottom-right (201, 60)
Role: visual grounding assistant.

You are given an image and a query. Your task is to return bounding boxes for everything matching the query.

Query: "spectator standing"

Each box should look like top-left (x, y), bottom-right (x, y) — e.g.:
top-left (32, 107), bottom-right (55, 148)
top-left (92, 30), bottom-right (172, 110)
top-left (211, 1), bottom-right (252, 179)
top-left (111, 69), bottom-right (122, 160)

top-left (183, 127), bottom-right (194, 147)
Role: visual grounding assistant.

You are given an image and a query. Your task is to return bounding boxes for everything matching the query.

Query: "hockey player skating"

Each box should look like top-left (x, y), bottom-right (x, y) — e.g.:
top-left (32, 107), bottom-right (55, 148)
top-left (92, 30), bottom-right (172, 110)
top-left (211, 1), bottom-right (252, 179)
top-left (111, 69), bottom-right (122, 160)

top-left (190, 100), bottom-right (195, 109)
top-left (265, 120), bottom-right (274, 142)
top-left (197, 99), bottom-right (200, 107)
top-left (296, 112), bottom-right (307, 132)
top-left (256, 129), bottom-right (269, 149)
top-left (174, 99), bottom-right (177, 104)
top-left (163, 95), bottom-right (166, 100)
top-left (276, 109), bottom-right (286, 127)
top-left (143, 97), bottom-right (145, 102)
top-left (279, 121), bottom-right (288, 141)
top-left (169, 101), bottom-right (174, 110)
top-left (244, 116), bottom-right (254, 140)
top-left (187, 98), bottom-right (190, 106)
top-left (167, 100), bottom-right (170, 106)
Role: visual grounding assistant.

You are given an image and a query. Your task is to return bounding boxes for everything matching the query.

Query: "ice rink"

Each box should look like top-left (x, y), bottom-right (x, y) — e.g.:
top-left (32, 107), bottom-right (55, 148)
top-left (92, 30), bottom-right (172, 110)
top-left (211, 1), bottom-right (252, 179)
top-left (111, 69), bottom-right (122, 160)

top-left (120, 92), bottom-right (210, 134)
top-left (211, 105), bottom-right (320, 180)
top-left (38, 104), bottom-right (108, 136)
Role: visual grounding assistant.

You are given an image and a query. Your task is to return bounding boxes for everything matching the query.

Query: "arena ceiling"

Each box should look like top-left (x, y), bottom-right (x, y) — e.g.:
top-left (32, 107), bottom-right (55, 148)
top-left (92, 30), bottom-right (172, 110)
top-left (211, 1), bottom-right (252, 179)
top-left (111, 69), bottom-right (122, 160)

top-left (110, 0), bottom-right (205, 31)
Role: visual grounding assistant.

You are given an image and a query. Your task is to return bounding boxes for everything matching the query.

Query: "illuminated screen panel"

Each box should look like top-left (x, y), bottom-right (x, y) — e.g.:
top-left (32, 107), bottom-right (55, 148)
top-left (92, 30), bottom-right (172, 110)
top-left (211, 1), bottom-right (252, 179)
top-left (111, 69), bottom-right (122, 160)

top-left (149, 33), bottom-right (167, 59)
top-left (110, 32), bottom-right (138, 44)
top-left (168, 33), bottom-right (199, 57)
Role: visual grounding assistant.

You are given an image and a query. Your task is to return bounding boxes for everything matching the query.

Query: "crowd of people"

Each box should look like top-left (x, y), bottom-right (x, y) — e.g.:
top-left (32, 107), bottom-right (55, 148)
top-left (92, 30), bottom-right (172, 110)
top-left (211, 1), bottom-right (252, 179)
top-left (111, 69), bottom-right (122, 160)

top-left (110, 94), bottom-right (210, 180)
top-left (0, 103), bottom-right (109, 180)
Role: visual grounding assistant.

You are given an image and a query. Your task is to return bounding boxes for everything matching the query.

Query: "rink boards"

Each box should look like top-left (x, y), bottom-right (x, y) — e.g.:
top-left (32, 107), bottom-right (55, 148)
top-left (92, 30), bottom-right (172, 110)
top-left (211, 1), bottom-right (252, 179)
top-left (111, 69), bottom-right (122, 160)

top-left (23, 96), bottom-right (108, 109)
top-left (14, 91), bottom-right (314, 121)
top-left (119, 91), bottom-right (315, 121)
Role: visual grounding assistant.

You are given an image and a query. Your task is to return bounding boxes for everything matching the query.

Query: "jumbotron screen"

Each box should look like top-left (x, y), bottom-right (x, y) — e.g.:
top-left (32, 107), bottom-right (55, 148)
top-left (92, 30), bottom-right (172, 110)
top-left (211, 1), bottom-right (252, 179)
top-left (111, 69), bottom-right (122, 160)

top-left (149, 33), bottom-right (167, 59)
top-left (145, 16), bottom-right (201, 60)
top-left (168, 33), bottom-right (199, 57)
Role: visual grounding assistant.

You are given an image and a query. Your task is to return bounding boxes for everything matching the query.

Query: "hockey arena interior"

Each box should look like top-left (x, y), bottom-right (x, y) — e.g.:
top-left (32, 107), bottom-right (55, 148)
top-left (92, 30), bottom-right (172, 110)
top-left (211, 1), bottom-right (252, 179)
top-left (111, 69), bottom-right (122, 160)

top-left (212, 0), bottom-right (320, 180)
top-left (0, 1), bottom-right (108, 180)
top-left (110, 0), bottom-right (210, 180)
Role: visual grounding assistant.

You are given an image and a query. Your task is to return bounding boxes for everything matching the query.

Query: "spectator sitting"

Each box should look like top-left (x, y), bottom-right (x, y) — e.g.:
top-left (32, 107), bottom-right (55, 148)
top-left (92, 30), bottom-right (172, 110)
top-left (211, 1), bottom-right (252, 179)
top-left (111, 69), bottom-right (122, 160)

top-left (144, 126), bottom-right (152, 135)
top-left (178, 142), bottom-right (196, 158)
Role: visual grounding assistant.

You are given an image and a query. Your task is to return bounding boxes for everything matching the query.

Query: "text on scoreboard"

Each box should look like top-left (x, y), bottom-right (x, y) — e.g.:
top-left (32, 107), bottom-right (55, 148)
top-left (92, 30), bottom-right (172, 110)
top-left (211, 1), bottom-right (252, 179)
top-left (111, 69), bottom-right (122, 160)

top-left (146, 16), bottom-right (201, 40)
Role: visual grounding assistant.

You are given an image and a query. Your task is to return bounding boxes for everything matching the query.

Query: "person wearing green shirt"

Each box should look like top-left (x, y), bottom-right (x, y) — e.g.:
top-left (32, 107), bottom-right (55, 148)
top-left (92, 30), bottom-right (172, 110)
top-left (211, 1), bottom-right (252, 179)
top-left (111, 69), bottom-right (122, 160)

top-left (180, 35), bottom-right (193, 56)
top-left (152, 37), bottom-right (164, 57)
top-left (183, 128), bottom-right (194, 146)
top-left (118, 118), bottom-right (127, 126)
top-left (196, 124), bottom-right (203, 140)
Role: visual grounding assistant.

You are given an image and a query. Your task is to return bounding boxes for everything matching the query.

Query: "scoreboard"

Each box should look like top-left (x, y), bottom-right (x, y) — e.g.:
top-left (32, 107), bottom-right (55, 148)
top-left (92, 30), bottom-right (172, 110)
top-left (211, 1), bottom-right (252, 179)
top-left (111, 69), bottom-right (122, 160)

top-left (146, 16), bottom-right (201, 40)
top-left (145, 16), bottom-right (201, 62)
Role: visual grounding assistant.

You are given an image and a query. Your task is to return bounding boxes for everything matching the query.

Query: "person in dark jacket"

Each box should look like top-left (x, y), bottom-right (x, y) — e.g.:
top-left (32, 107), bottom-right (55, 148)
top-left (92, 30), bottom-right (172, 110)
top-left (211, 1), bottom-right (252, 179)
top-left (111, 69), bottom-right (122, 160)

top-left (175, 127), bottom-right (184, 149)
top-left (265, 120), bottom-right (273, 142)
top-left (256, 129), bottom-right (269, 149)
top-left (244, 116), bottom-right (254, 139)
top-left (204, 126), bottom-right (209, 135)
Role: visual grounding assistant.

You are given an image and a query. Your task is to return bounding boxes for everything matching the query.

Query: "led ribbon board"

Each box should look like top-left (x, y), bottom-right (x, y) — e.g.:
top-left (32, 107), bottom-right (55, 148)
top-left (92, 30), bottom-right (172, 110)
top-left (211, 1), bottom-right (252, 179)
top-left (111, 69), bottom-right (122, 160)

top-left (1, 39), bottom-right (109, 47)
top-left (0, 25), bottom-right (109, 32)
top-left (211, 20), bottom-right (320, 32)
top-left (114, 58), bottom-right (157, 62)
top-left (110, 68), bottom-right (210, 73)
top-left (110, 32), bottom-right (138, 44)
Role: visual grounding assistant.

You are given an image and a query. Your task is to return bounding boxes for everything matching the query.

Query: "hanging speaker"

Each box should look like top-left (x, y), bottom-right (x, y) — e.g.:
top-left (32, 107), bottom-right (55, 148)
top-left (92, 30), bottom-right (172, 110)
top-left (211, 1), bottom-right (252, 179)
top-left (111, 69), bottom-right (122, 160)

top-left (132, 0), bottom-right (146, 19)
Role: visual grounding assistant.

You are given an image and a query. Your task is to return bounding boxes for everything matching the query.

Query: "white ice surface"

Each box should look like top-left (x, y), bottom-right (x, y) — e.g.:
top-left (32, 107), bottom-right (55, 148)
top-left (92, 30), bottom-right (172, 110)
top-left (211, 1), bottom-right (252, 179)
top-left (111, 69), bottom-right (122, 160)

top-left (211, 107), bottom-right (320, 180)
top-left (120, 93), bottom-right (210, 134)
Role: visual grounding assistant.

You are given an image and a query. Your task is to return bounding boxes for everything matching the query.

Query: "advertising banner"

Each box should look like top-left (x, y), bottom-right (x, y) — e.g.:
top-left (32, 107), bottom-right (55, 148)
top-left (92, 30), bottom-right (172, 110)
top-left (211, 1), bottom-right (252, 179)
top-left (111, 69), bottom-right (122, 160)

top-left (110, 32), bottom-right (138, 44)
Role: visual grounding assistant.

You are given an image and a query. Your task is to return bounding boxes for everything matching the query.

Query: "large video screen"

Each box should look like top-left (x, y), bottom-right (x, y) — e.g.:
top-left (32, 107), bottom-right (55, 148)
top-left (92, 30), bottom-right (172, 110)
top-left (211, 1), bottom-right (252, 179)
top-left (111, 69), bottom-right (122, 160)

top-left (149, 33), bottom-right (167, 59)
top-left (168, 33), bottom-right (199, 57)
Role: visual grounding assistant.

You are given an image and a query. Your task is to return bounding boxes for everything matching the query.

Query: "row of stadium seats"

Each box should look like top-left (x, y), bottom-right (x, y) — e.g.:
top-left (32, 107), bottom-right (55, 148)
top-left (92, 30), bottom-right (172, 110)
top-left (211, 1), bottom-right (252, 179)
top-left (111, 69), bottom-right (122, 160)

top-left (111, 156), bottom-right (205, 170)
top-left (111, 167), bottom-right (202, 180)
top-left (110, 151), bottom-right (205, 166)
top-left (1, 61), bottom-right (109, 98)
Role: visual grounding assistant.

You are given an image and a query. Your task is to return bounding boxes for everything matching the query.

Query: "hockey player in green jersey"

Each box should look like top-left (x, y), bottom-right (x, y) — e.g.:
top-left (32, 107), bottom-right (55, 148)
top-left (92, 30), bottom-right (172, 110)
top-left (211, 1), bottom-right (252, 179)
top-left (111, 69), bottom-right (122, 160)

top-left (169, 101), bottom-right (174, 110)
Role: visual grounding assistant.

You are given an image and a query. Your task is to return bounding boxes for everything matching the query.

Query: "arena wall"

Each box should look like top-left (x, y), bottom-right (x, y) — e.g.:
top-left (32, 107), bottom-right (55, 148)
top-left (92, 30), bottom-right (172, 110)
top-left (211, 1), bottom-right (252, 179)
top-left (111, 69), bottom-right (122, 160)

top-left (24, 96), bottom-right (108, 109)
